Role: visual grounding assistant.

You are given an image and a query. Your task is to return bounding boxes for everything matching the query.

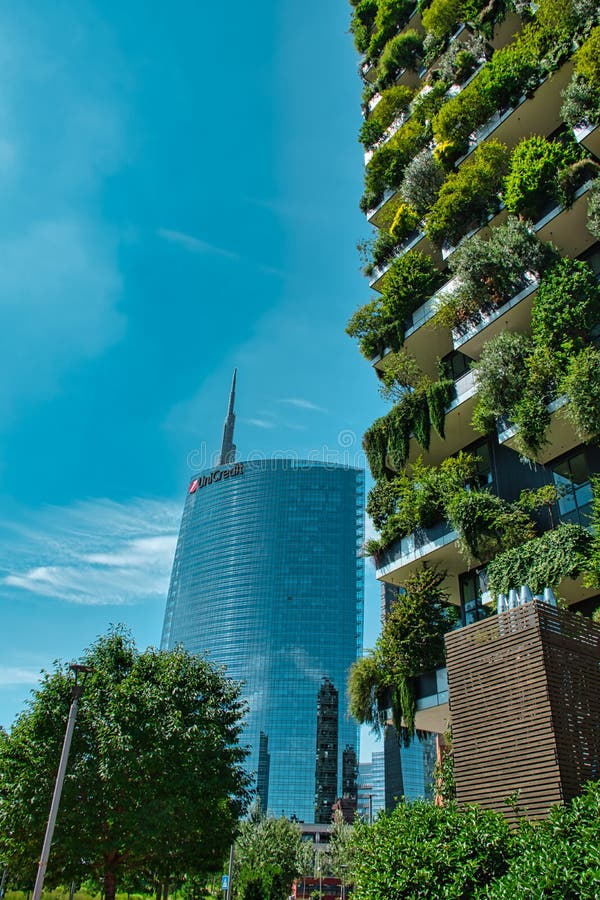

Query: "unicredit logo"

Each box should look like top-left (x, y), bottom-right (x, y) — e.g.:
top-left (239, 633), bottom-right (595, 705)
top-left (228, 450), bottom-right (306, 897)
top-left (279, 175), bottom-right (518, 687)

top-left (189, 462), bottom-right (244, 493)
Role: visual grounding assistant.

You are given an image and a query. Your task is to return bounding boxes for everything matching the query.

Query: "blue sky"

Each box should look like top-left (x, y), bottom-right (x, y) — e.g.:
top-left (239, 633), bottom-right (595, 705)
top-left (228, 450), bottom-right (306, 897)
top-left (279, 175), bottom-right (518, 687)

top-left (0, 0), bottom-right (387, 758)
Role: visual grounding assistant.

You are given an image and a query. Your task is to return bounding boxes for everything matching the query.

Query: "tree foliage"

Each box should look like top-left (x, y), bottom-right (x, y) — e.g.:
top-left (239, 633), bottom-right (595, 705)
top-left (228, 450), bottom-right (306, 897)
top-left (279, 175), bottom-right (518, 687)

top-left (233, 810), bottom-right (312, 900)
top-left (0, 629), bottom-right (250, 900)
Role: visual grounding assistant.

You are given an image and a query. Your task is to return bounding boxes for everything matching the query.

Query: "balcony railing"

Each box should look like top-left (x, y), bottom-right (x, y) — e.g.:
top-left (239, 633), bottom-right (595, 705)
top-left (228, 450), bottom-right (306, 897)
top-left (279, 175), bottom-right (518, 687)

top-left (376, 519), bottom-right (458, 580)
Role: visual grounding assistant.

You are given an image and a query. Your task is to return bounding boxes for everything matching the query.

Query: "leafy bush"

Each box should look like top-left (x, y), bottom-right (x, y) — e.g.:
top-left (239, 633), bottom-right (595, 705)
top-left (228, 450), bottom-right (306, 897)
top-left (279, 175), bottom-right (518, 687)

top-left (503, 134), bottom-right (583, 219)
top-left (531, 256), bottom-right (600, 367)
top-left (377, 29), bottom-right (424, 87)
top-left (434, 32), bottom-right (488, 84)
top-left (358, 228), bottom-right (400, 276)
top-left (486, 522), bottom-right (592, 596)
top-left (399, 149), bottom-right (446, 215)
top-left (351, 799), bottom-right (513, 900)
top-left (426, 141), bottom-right (509, 247)
top-left (361, 117), bottom-right (430, 211)
top-left (446, 216), bottom-right (552, 323)
top-left (422, 0), bottom-right (464, 38)
top-left (368, 0), bottom-right (416, 61)
top-left (587, 175), bottom-right (600, 238)
top-left (482, 780), bottom-right (600, 899)
top-left (432, 27), bottom-right (541, 159)
top-left (562, 346), bottom-right (600, 438)
top-left (471, 330), bottom-right (534, 433)
top-left (350, 0), bottom-right (378, 54)
top-left (446, 488), bottom-right (536, 560)
top-left (382, 249), bottom-right (443, 328)
top-left (389, 201), bottom-right (420, 239)
top-left (561, 74), bottom-right (600, 128)
top-left (410, 78), bottom-right (452, 123)
top-left (359, 84), bottom-right (414, 149)
top-left (574, 24), bottom-right (600, 89)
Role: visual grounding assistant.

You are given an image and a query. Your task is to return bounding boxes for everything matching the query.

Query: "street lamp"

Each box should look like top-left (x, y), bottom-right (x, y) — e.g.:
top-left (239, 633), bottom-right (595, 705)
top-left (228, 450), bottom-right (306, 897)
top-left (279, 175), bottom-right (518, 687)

top-left (31, 664), bottom-right (92, 900)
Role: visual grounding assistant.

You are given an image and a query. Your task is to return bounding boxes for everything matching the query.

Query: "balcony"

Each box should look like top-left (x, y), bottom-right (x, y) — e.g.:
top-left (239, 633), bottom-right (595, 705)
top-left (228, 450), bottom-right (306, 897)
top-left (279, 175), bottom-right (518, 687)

top-left (368, 231), bottom-right (442, 292)
top-left (457, 61), bottom-right (573, 166)
top-left (497, 395), bottom-right (585, 465)
top-left (375, 519), bottom-right (465, 608)
top-left (404, 368), bottom-right (479, 467)
top-left (574, 120), bottom-right (600, 158)
top-left (441, 204), bottom-right (508, 261)
top-left (452, 275), bottom-right (539, 357)
top-left (414, 667), bottom-right (450, 733)
top-left (534, 179), bottom-right (596, 258)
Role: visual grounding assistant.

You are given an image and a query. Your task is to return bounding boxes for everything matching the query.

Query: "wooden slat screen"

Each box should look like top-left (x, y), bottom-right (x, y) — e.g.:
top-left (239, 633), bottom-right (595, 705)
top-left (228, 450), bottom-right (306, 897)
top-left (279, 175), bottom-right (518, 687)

top-left (445, 601), bottom-right (600, 822)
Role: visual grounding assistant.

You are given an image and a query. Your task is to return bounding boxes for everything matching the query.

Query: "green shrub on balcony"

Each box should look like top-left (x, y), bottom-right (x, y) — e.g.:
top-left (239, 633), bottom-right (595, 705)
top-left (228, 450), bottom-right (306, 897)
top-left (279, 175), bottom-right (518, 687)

top-left (434, 216), bottom-right (554, 332)
top-left (426, 140), bottom-right (509, 247)
top-left (486, 522), bottom-right (592, 596)
top-left (359, 84), bottom-right (414, 149)
top-left (446, 488), bottom-right (537, 561)
top-left (587, 175), bottom-right (600, 238)
top-left (362, 373), bottom-right (454, 476)
top-left (503, 134), bottom-right (584, 219)
top-left (471, 331), bottom-right (554, 457)
top-left (347, 250), bottom-right (442, 358)
top-left (434, 32), bottom-right (488, 84)
top-left (421, 0), bottom-right (499, 39)
top-left (348, 566), bottom-right (456, 738)
top-left (377, 29), bottom-right (425, 87)
top-left (350, 0), bottom-right (379, 54)
top-left (368, 0), bottom-right (416, 61)
top-left (562, 346), bottom-right (600, 439)
top-left (575, 23), bottom-right (600, 87)
top-left (389, 201), bottom-right (421, 239)
top-left (399, 149), bottom-right (446, 214)
top-left (366, 451), bottom-right (477, 543)
top-left (531, 256), bottom-right (600, 367)
top-left (359, 84), bottom-right (414, 150)
top-left (358, 228), bottom-right (400, 276)
top-left (361, 117), bottom-right (430, 211)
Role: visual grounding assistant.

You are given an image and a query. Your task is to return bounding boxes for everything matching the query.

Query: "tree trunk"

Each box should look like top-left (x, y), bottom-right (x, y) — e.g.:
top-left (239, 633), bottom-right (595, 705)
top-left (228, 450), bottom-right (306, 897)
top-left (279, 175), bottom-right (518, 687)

top-left (104, 868), bottom-right (118, 900)
top-left (156, 885), bottom-right (163, 900)
top-left (163, 881), bottom-right (169, 900)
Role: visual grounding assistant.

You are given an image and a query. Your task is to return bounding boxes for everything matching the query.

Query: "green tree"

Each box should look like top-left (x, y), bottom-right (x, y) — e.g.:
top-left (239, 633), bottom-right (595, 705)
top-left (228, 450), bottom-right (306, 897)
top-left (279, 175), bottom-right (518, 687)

top-left (233, 811), bottom-right (311, 900)
top-left (0, 629), bottom-right (250, 900)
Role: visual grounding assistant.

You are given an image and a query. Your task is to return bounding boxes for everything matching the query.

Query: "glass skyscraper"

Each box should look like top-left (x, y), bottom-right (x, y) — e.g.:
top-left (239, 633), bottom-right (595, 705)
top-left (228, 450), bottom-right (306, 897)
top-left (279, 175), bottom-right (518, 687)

top-left (161, 376), bottom-right (364, 822)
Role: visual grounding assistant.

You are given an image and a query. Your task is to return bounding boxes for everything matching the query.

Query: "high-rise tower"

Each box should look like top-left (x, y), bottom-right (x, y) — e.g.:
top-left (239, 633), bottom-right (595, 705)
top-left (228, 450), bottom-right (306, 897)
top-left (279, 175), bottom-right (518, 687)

top-left (217, 369), bottom-right (237, 466)
top-left (162, 375), bottom-right (364, 822)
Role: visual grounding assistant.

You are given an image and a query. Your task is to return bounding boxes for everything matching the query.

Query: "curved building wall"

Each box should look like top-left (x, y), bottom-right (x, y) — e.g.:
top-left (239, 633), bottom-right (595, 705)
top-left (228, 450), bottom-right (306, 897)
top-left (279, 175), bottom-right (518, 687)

top-left (161, 458), bottom-right (364, 822)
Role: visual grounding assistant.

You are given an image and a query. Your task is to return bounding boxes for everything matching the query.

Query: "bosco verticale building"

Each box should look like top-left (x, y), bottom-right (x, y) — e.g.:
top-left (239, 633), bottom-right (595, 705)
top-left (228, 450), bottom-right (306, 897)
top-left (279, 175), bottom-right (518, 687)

top-left (161, 375), bottom-right (364, 823)
top-left (348, 0), bottom-right (600, 818)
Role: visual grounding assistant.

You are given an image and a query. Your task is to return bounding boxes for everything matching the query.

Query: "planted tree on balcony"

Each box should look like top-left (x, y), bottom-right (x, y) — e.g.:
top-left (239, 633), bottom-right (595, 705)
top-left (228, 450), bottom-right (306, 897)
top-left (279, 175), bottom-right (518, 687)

top-left (348, 566), bottom-right (456, 739)
top-left (350, 0), bottom-right (378, 54)
top-left (586, 175), bottom-right (600, 238)
top-left (361, 117), bottom-right (430, 211)
top-left (486, 522), bottom-right (592, 597)
top-left (446, 488), bottom-right (537, 562)
top-left (377, 29), bottom-right (424, 88)
top-left (399, 149), bottom-right (446, 216)
top-left (426, 140), bottom-right (510, 248)
top-left (562, 345), bottom-right (600, 439)
top-left (503, 134), bottom-right (585, 220)
top-left (434, 216), bottom-right (554, 332)
top-left (368, 0), bottom-right (417, 62)
top-left (531, 256), bottom-right (600, 367)
top-left (359, 84), bottom-right (414, 150)
top-left (434, 32), bottom-right (488, 84)
top-left (346, 249), bottom-right (442, 358)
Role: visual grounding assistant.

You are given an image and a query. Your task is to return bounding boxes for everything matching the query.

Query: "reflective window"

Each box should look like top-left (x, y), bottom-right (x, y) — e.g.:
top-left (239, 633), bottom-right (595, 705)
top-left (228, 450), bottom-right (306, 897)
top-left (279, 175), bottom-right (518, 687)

top-left (552, 451), bottom-right (593, 527)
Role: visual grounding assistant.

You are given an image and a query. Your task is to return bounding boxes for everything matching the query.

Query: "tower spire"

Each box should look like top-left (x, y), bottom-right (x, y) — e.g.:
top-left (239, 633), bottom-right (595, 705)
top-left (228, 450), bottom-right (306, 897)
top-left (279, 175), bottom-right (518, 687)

top-left (218, 369), bottom-right (237, 465)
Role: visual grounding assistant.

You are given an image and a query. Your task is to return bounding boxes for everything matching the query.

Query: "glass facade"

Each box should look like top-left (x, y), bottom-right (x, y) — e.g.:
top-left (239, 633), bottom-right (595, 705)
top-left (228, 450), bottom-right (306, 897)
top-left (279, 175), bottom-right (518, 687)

top-left (161, 458), bottom-right (364, 823)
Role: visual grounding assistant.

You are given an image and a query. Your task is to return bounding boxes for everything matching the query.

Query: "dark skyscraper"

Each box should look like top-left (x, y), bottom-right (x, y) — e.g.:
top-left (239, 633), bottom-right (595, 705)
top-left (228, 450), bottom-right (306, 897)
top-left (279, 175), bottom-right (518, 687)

top-left (162, 376), bottom-right (364, 821)
top-left (314, 678), bottom-right (339, 824)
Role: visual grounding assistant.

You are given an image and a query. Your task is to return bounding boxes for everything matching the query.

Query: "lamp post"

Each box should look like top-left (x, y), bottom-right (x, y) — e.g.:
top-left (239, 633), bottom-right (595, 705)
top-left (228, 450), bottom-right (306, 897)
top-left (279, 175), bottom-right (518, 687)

top-left (31, 664), bottom-right (92, 900)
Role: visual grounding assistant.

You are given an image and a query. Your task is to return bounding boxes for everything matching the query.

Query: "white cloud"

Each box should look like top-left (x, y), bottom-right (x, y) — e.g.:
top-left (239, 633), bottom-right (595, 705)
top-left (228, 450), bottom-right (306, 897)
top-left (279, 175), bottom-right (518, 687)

top-left (0, 666), bottom-right (41, 687)
top-left (157, 228), bottom-right (241, 260)
top-left (0, 498), bottom-right (180, 607)
top-left (278, 397), bottom-right (328, 412)
top-left (244, 418), bottom-right (276, 429)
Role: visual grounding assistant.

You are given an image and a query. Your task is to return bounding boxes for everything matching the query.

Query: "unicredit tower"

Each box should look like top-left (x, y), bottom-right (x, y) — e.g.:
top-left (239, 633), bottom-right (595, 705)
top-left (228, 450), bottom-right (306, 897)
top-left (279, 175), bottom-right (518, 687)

top-left (161, 373), bottom-right (364, 823)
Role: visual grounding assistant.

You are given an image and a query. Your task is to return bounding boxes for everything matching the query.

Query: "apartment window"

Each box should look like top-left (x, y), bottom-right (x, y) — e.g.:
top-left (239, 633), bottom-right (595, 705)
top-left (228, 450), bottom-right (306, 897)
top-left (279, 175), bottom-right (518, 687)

top-left (459, 569), bottom-right (492, 626)
top-left (441, 350), bottom-right (473, 381)
top-left (552, 450), bottom-right (593, 527)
